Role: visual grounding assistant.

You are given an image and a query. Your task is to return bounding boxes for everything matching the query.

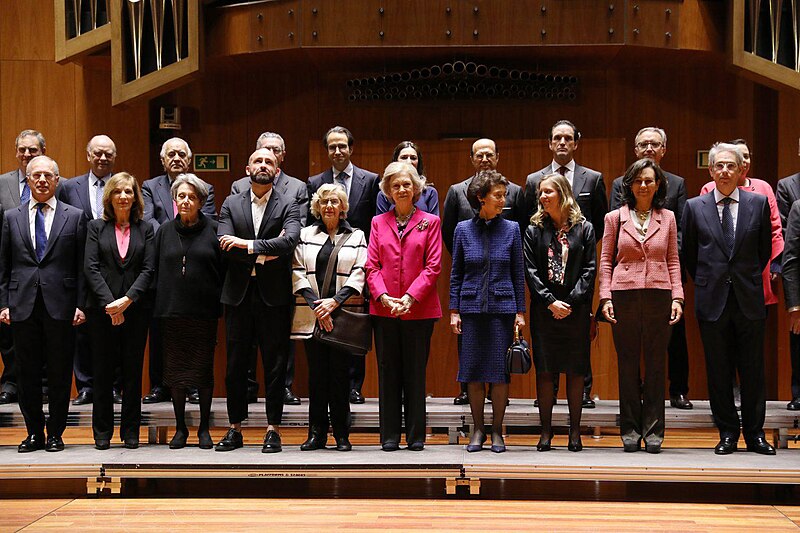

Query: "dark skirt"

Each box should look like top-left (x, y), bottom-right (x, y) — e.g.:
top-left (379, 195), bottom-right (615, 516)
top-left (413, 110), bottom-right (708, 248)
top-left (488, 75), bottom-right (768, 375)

top-left (162, 318), bottom-right (217, 389)
top-left (530, 284), bottom-right (591, 375)
top-left (458, 313), bottom-right (514, 384)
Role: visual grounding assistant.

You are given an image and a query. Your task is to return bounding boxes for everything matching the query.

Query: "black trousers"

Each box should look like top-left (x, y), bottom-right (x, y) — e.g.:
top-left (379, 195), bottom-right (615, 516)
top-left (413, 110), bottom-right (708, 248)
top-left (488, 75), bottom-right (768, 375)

top-left (698, 289), bottom-right (766, 442)
top-left (88, 306), bottom-right (150, 441)
top-left (248, 341), bottom-right (296, 393)
top-left (305, 338), bottom-right (350, 439)
top-left (373, 316), bottom-right (434, 445)
top-left (225, 280), bottom-right (290, 425)
top-left (611, 289), bottom-right (672, 446)
top-left (667, 315), bottom-right (690, 396)
top-left (147, 317), bottom-right (164, 390)
top-left (72, 323), bottom-right (93, 393)
top-left (790, 332), bottom-right (800, 399)
top-left (13, 291), bottom-right (74, 438)
top-left (0, 323), bottom-right (16, 394)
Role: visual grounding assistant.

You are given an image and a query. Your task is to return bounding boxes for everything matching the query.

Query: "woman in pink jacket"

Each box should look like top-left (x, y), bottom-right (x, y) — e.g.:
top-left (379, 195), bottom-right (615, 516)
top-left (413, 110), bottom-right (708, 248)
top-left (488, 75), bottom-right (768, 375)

top-left (599, 159), bottom-right (683, 454)
top-left (366, 162), bottom-right (442, 452)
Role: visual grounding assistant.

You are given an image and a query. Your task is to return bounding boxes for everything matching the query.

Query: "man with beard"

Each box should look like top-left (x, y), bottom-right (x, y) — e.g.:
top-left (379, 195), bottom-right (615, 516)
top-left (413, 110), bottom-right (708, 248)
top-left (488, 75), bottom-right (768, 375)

top-left (215, 148), bottom-right (302, 453)
top-left (142, 138), bottom-right (217, 404)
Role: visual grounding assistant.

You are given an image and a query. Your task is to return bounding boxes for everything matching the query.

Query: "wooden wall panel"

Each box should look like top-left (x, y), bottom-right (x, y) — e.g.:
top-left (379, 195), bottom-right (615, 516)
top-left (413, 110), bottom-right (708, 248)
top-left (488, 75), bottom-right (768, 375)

top-left (302, 0), bottom-right (382, 47)
top-left (380, 0), bottom-right (459, 47)
top-left (0, 0), bottom-right (55, 61)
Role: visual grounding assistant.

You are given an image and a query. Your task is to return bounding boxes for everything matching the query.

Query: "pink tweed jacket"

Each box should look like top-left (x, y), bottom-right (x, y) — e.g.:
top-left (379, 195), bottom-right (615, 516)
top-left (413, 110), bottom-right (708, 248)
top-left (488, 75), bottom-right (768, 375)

top-left (598, 205), bottom-right (683, 301)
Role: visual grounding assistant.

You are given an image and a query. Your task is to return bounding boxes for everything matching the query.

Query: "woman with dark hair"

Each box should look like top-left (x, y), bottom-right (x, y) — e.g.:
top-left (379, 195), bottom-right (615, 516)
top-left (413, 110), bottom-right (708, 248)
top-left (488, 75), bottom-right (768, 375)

top-left (450, 170), bottom-right (526, 454)
top-left (367, 162), bottom-right (442, 452)
top-left (154, 173), bottom-right (224, 450)
top-left (599, 159), bottom-right (683, 454)
top-left (84, 172), bottom-right (154, 450)
top-left (376, 141), bottom-right (439, 215)
top-left (524, 173), bottom-right (596, 452)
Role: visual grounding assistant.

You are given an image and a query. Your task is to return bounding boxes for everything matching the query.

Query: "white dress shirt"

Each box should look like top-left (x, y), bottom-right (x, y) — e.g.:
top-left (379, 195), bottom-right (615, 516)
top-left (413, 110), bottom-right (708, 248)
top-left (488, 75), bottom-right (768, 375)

top-left (549, 159), bottom-right (576, 189)
top-left (249, 187), bottom-right (273, 273)
top-left (714, 187), bottom-right (740, 233)
top-left (28, 196), bottom-right (58, 247)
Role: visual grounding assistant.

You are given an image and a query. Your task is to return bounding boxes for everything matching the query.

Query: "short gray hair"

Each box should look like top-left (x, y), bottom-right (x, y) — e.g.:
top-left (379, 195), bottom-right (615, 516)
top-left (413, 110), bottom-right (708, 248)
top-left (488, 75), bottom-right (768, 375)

top-left (635, 127), bottom-right (667, 147)
top-left (708, 142), bottom-right (743, 167)
top-left (256, 132), bottom-right (285, 151)
top-left (171, 173), bottom-right (208, 204)
top-left (16, 129), bottom-right (46, 151)
top-left (26, 155), bottom-right (59, 176)
top-left (160, 137), bottom-right (192, 159)
top-left (380, 162), bottom-right (424, 204)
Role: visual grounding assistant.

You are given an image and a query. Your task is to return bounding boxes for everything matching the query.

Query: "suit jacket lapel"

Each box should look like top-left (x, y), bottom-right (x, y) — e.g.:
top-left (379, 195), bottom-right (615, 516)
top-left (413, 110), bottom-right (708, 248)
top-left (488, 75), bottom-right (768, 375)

top-left (698, 193), bottom-right (728, 257)
top-left (572, 165), bottom-right (587, 195)
top-left (157, 177), bottom-right (174, 221)
top-left (41, 203), bottom-right (68, 261)
top-left (17, 207), bottom-right (35, 258)
top-left (9, 172), bottom-right (21, 206)
top-left (731, 193), bottom-right (753, 258)
top-left (258, 190), bottom-right (280, 237)
top-left (347, 166), bottom-right (366, 211)
top-left (238, 192), bottom-right (256, 238)
top-left (620, 206), bottom-right (639, 242)
top-left (78, 174), bottom-right (93, 216)
top-left (641, 209), bottom-right (662, 243)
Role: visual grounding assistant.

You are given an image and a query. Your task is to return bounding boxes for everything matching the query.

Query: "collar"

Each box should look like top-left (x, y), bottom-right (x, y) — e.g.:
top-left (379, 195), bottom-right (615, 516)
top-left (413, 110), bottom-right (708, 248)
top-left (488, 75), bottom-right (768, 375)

top-left (18, 169), bottom-right (26, 184)
top-left (312, 218), bottom-right (353, 234)
top-left (551, 159), bottom-right (576, 173)
top-left (473, 214), bottom-right (499, 227)
top-left (332, 162), bottom-right (354, 179)
top-left (714, 187), bottom-right (740, 204)
top-left (251, 187), bottom-right (272, 206)
top-left (30, 195), bottom-right (58, 211)
top-left (89, 170), bottom-right (111, 185)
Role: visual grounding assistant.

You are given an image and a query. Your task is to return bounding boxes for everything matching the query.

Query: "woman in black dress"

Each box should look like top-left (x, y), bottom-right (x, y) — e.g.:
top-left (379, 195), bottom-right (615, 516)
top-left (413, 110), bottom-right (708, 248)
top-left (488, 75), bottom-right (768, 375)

top-left (84, 172), bottom-right (155, 450)
top-left (153, 173), bottom-right (224, 450)
top-left (524, 172), bottom-right (596, 452)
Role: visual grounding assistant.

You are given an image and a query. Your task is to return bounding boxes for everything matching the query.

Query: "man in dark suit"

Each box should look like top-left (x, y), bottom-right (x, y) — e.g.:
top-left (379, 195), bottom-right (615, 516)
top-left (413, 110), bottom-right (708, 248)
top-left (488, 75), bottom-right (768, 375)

top-left (215, 148), bottom-right (301, 453)
top-left (307, 126), bottom-right (379, 404)
top-left (0, 156), bottom-right (87, 452)
top-left (441, 138), bottom-right (528, 405)
top-left (231, 132), bottom-right (308, 406)
top-left (775, 172), bottom-right (800, 410)
top-left (609, 127), bottom-right (692, 410)
top-left (682, 142), bottom-right (775, 455)
top-left (141, 137), bottom-right (217, 404)
top-left (0, 130), bottom-right (47, 405)
top-left (524, 120), bottom-right (608, 408)
top-left (57, 134), bottom-right (119, 406)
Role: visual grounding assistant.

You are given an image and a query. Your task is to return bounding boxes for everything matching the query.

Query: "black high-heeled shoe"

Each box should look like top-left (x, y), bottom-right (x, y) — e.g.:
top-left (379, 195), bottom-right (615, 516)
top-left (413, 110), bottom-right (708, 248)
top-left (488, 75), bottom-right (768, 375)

top-left (568, 436), bottom-right (583, 452)
top-left (536, 433), bottom-right (553, 452)
top-left (169, 429), bottom-right (188, 450)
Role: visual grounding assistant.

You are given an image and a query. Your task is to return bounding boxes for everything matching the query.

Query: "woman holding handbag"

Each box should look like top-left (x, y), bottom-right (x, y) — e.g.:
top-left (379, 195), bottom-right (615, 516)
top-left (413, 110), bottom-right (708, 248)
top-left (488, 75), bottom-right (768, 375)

top-left (366, 162), bottom-right (442, 452)
top-left (523, 173), bottom-right (596, 452)
top-left (599, 159), bottom-right (683, 454)
top-left (292, 184), bottom-right (367, 452)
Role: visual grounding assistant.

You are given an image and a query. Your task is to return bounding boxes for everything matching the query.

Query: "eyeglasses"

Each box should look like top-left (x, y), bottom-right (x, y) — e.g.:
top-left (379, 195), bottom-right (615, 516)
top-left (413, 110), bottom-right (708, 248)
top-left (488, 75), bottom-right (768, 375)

top-left (17, 147), bottom-right (40, 155)
top-left (713, 162), bottom-right (738, 172)
top-left (320, 198), bottom-right (341, 206)
top-left (91, 150), bottom-right (116, 159)
top-left (632, 179), bottom-right (657, 187)
top-left (636, 141), bottom-right (663, 150)
top-left (474, 152), bottom-right (496, 160)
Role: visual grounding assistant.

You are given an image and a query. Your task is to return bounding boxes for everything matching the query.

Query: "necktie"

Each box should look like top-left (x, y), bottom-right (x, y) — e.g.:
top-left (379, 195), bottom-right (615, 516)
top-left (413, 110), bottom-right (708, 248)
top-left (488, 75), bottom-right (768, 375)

top-left (721, 197), bottom-right (735, 255)
top-left (35, 203), bottom-right (47, 262)
top-left (335, 171), bottom-right (348, 196)
top-left (20, 181), bottom-right (30, 205)
top-left (558, 166), bottom-right (568, 176)
top-left (95, 179), bottom-right (105, 219)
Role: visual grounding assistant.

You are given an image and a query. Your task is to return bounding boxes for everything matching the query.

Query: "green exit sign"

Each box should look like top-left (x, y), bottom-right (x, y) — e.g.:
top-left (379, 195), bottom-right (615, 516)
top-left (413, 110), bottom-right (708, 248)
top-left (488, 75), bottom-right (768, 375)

top-left (193, 153), bottom-right (229, 172)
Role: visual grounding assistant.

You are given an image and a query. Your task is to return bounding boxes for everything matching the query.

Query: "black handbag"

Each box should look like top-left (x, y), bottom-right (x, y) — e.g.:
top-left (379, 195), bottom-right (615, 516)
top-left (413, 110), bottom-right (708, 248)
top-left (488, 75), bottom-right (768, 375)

top-left (505, 324), bottom-right (532, 374)
top-left (594, 210), bottom-right (621, 324)
top-left (311, 232), bottom-right (372, 355)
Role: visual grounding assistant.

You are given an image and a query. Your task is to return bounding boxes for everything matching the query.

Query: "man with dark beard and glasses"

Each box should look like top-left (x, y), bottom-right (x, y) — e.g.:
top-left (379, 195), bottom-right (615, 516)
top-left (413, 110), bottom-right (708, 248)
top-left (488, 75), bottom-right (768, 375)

top-left (215, 148), bottom-right (302, 453)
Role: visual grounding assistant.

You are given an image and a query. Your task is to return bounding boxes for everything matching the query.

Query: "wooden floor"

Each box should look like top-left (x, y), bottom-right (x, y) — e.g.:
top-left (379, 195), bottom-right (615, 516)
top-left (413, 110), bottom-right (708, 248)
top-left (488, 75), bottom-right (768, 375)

top-left (0, 498), bottom-right (797, 531)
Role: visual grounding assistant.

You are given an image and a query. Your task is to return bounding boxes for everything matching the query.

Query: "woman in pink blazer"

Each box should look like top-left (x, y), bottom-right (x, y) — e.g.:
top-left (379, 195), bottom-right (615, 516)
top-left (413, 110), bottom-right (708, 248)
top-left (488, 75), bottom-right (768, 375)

top-left (599, 159), bottom-right (683, 454)
top-left (366, 162), bottom-right (442, 452)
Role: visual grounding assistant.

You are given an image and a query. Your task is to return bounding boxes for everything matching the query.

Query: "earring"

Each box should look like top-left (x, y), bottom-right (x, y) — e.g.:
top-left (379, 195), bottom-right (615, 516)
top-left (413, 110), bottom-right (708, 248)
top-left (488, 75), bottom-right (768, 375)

top-left (480, 200), bottom-right (485, 205)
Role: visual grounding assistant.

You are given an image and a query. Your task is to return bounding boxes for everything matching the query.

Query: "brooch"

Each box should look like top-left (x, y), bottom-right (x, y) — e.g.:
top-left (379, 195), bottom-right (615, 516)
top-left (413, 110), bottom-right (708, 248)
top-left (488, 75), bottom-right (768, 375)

top-left (416, 219), bottom-right (430, 231)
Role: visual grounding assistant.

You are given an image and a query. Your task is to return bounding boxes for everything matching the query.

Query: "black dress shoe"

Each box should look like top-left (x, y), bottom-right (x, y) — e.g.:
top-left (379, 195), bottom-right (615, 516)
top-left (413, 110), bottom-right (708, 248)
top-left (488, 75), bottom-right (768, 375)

top-left (582, 391), bottom-right (596, 409)
top-left (623, 440), bottom-right (641, 452)
top-left (300, 434), bottom-right (328, 451)
top-left (746, 437), bottom-right (776, 455)
top-left (669, 394), bottom-right (694, 410)
top-left (714, 436), bottom-right (738, 455)
top-left (536, 432), bottom-right (553, 451)
top-left (169, 430), bottom-right (188, 450)
top-left (381, 441), bottom-right (400, 452)
top-left (124, 438), bottom-right (139, 449)
top-left (198, 430), bottom-right (213, 450)
top-left (18, 434), bottom-right (45, 453)
top-left (142, 387), bottom-right (170, 404)
top-left (262, 430), bottom-right (282, 453)
top-left (95, 439), bottom-right (110, 450)
top-left (187, 389), bottom-right (200, 405)
top-left (45, 435), bottom-right (64, 452)
top-left (336, 437), bottom-right (352, 451)
top-left (283, 388), bottom-right (301, 405)
top-left (408, 441), bottom-right (424, 451)
top-left (645, 442), bottom-right (662, 454)
top-left (215, 428), bottom-right (243, 451)
top-left (0, 391), bottom-right (17, 404)
top-left (349, 389), bottom-right (365, 404)
top-left (787, 398), bottom-right (800, 411)
top-left (453, 391), bottom-right (469, 405)
top-left (72, 390), bottom-right (92, 405)
top-left (112, 390), bottom-right (123, 405)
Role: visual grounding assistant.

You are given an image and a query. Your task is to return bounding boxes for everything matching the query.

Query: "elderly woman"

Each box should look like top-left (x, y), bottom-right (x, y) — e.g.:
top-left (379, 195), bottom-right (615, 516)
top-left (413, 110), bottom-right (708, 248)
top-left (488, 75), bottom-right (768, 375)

top-left (153, 174), bottom-right (224, 450)
top-left (450, 170), bottom-right (526, 454)
top-left (84, 172), bottom-right (155, 450)
top-left (376, 141), bottom-right (439, 216)
top-left (524, 173), bottom-right (596, 452)
top-left (599, 159), bottom-right (683, 454)
top-left (292, 184), bottom-right (367, 452)
top-left (366, 162), bottom-right (442, 451)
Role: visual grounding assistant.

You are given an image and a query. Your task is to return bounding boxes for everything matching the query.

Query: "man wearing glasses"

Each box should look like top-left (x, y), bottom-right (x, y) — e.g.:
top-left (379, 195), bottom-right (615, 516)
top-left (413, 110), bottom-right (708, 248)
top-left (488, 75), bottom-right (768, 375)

top-left (609, 127), bottom-right (692, 411)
